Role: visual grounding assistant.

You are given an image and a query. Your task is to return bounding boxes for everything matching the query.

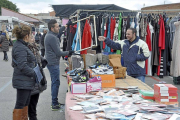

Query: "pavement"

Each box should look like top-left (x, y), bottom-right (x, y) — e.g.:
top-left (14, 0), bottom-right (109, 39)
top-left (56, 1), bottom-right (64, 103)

top-left (0, 47), bottom-right (180, 120)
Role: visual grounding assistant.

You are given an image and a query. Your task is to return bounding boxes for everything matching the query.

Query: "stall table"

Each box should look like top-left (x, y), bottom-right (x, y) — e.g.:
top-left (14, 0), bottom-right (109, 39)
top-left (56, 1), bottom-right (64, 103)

top-left (65, 75), bottom-right (153, 120)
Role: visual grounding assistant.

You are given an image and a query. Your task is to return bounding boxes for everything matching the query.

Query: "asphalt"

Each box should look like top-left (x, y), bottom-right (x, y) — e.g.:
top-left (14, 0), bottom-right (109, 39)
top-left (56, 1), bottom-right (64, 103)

top-left (0, 47), bottom-right (179, 120)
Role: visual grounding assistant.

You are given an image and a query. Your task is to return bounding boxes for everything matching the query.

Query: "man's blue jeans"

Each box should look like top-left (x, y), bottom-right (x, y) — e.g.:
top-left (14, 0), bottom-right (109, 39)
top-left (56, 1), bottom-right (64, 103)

top-left (47, 65), bottom-right (60, 106)
top-left (134, 76), bottom-right (145, 83)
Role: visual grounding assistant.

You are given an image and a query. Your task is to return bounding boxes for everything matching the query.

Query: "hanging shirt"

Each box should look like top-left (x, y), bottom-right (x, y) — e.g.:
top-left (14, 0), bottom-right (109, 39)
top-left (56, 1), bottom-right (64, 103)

top-left (113, 21), bottom-right (119, 41)
top-left (117, 13), bottom-right (122, 54)
top-left (145, 24), bottom-right (152, 76)
top-left (130, 18), bottom-right (135, 28)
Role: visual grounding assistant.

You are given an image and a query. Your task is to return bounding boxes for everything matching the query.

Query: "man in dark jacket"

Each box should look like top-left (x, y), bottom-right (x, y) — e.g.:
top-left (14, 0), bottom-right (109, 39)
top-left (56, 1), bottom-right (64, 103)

top-left (40, 29), bottom-right (47, 57)
top-left (99, 28), bottom-right (150, 82)
top-left (44, 19), bottom-right (74, 111)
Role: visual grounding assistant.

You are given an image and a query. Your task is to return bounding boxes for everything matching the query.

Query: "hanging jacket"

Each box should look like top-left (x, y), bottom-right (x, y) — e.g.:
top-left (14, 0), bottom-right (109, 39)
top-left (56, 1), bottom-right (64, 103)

top-left (72, 22), bottom-right (80, 52)
top-left (104, 36), bottom-right (150, 77)
top-left (81, 20), bottom-right (92, 54)
top-left (157, 15), bottom-right (165, 76)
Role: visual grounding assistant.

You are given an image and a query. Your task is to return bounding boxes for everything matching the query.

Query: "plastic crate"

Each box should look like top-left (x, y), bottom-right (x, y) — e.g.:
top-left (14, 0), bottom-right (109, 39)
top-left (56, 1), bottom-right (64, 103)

top-left (173, 76), bottom-right (180, 85)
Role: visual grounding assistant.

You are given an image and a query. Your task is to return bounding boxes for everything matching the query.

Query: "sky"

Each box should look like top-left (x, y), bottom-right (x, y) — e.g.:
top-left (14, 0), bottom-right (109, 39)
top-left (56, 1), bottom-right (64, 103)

top-left (9, 0), bottom-right (180, 14)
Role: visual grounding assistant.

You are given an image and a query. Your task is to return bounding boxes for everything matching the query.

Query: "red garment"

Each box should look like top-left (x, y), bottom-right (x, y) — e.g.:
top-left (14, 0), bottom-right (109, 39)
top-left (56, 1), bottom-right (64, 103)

top-left (103, 23), bottom-right (108, 49)
top-left (80, 20), bottom-right (92, 54)
top-left (145, 24), bottom-right (152, 74)
top-left (110, 17), bottom-right (116, 52)
top-left (157, 15), bottom-right (165, 75)
top-left (158, 15), bottom-right (165, 50)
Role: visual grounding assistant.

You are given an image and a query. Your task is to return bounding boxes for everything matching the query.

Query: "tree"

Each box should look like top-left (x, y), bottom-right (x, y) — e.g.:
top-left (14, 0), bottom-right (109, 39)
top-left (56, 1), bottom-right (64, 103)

top-left (0, 0), bottom-right (19, 15)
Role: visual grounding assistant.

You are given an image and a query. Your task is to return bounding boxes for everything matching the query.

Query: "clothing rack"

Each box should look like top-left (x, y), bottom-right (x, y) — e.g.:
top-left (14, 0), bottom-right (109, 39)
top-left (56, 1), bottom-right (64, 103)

top-left (70, 9), bottom-right (180, 17)
top-left (71, 15), bottom-right (98, 52)
top-left (69, 9), bottom-right (180, 53)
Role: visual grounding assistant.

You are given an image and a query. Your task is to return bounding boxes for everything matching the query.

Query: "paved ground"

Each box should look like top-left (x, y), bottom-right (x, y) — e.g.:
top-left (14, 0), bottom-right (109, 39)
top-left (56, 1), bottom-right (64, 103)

top-left (0, 47), bottom-right (179, 120)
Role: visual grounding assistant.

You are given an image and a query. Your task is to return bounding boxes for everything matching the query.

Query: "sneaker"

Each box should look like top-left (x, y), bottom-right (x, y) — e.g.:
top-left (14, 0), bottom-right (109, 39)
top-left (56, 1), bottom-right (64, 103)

top-left (51, 105), bottom-right (60, 111)
top-left (51, 102), bottom-right (65, 108)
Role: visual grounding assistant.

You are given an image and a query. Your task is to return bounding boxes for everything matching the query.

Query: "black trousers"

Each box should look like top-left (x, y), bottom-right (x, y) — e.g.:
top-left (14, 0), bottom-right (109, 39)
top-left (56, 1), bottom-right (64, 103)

top-left (28, 93), bottom-right (40, 120)
top-left (15, 89), bottom-right (31, 109)
top-left (3, 51), bottom-right (8, 60)
top-left (41, 49), bottom-right (45, 57)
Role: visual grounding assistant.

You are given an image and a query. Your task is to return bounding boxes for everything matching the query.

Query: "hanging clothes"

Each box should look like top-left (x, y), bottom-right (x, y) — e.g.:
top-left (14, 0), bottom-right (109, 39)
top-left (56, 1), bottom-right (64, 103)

top-left (136, 13), bottom-right (140, 37)
top-left (67, 24), bottom-right (76, 51)
top-left (151, 18), bottom-right (160, 76)
top-left (126, 16), bottom-right (130, 29)
top-left (80, 20), bottom-right (92, 54)
top-left (117, 13), bottom-right (122, 54)
top-left (130, 18), bottom-right (135, 28)
top-left (169, 17), bottom-right (179, 47)
top-left (100, 17), bottom-right (105, 49)
top-left (163, 15), bottom-right (172, 76)
top-left (110, 17), bottom-right (116, 52)
top-left (118, 13), bottom-right (122, 40)
top-left (110, 17), bottom-right (116, 40)
top-left (170, 21), bottom-right (180, 77)
top-left (121, 18), bottom-right (127, 40)
top-left (103, 18), bottom-right (108, 49)
top-left (104, 17), bottom-right (111, 52)
top-left (71, 22), bottom-right (80, 52)
top-left (113, 21), bottom-right (119, 41)
top-left (145, 24), bottom-right (152, 76)
top-left (157, 15), bottom-right (165, 77)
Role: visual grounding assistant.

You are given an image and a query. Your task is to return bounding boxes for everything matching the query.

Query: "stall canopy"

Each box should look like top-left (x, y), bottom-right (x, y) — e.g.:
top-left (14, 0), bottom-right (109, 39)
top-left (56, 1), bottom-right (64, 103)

top-left (52, 4), bottom-right (133, 18)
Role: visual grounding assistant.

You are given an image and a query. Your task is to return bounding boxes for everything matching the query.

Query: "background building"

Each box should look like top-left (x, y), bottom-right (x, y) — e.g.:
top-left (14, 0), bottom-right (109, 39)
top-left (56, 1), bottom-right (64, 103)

top-left (26, 12), bottom-right (60, 27)
top-left (141, 3), bottom-right (180, 16)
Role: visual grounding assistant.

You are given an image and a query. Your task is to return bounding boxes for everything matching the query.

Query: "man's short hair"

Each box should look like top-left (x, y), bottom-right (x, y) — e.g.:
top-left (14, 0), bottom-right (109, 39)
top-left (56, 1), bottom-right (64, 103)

top-left (48, 19), bottom-right (57, 31)
top-left (127, 28), bottom-right (137, 36)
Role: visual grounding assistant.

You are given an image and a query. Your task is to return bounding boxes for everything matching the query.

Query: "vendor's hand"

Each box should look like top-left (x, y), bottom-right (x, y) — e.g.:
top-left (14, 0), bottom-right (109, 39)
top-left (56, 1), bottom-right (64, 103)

top-left (98, 36), bottom-right (106, 41)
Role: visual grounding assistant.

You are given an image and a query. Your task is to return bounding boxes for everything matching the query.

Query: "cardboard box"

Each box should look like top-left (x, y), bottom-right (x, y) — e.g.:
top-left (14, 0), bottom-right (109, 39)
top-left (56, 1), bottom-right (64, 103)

top-left (71, 81), bottom-right (87, 94)
top-left (154, 92), bottom-right (178, 97)
top-left (92, 74), bottom-right (115, 88)
top-left (141, 95), bottom-right (155, 100)
top-left (87, 81), bottom-right (102, 93)
top-left (154, 84), bottom-right (177, 91)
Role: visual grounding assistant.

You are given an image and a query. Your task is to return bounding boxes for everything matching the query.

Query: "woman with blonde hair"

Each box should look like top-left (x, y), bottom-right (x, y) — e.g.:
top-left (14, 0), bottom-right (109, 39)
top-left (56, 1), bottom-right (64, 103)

top-left (0, 29), bottom-right (9, 61)
top-left (12, 25), bottom-right (36, 120)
